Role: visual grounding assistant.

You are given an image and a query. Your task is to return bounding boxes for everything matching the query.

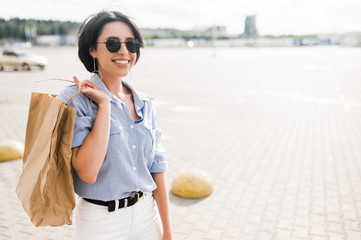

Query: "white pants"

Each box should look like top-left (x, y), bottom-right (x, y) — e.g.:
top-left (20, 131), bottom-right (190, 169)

top-left (73, 193), bottom-right (162, 240)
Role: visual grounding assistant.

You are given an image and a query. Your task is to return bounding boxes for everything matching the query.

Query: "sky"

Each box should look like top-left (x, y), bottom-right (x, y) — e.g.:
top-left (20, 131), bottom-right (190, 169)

top-left (1, 0), bottom-right (361, 35)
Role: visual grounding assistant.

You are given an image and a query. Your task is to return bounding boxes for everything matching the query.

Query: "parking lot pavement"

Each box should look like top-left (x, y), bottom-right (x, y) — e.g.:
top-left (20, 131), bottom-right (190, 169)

top-left (1, 47), bottom-right (361, 239)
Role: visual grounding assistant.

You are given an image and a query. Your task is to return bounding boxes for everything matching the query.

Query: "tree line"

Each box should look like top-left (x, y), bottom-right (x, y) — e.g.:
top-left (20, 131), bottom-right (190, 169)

top-left (0, 18), bottom-right (225, 42)
top-left (0, 18), bottom-right (80, 41)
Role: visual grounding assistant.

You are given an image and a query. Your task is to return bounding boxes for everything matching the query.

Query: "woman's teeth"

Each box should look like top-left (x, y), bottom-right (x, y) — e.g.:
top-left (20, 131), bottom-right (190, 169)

top-left (114, 60), bottom-right (128, 64)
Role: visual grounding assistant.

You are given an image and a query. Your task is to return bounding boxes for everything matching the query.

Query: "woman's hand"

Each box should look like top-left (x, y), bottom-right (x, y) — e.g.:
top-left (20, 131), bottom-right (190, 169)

top-left (73, 76), bottom-right (109, 106)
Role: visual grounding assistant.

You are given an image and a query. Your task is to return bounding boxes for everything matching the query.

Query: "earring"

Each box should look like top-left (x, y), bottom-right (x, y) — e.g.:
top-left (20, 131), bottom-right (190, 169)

top-left (92, 57), bottom-right (96, 72)
top-left (91, 57), bottom-right (102, 80)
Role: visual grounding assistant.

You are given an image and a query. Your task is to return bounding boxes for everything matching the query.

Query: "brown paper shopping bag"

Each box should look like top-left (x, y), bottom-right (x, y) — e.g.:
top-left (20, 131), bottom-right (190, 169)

top-left (16, 90), bottom-right (80, 227)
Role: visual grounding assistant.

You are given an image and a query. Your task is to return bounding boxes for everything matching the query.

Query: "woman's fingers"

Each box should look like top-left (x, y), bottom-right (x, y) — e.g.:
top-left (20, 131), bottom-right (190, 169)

top-left (72, 76), bottom-right (109, 104)
top-left (84, 81), bottom-right (96, 88)
top-left (80, 80), bottom-right (96, 89)
top-left (73, 76), bottom-right (97, 89)
top-left (73, 76), bottom-right (80, 87)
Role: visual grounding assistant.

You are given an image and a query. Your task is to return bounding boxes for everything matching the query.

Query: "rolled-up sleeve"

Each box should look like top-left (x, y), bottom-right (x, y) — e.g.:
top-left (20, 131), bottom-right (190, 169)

top-left (72, 115), bottom-right (94, 148)
top-left (57, 87), bottom-right (94, 148)
top-left (150, 128), bottom-right (167, 172)
top-left (149, 102), bottom-right (167, 173)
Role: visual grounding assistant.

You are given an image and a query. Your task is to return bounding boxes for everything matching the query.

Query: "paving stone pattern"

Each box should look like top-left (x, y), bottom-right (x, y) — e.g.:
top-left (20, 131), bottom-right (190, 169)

top-left (0, 47), bottom-right (361, 239)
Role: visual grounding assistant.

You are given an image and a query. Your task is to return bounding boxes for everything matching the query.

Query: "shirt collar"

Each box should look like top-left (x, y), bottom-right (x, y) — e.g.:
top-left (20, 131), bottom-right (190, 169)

top-left (89, 73), bottom-right (146, 110)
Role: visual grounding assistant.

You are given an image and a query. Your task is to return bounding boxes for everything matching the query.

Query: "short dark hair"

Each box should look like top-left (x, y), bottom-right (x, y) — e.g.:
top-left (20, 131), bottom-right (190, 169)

top-left (78, 11), bottom-right (144, 72)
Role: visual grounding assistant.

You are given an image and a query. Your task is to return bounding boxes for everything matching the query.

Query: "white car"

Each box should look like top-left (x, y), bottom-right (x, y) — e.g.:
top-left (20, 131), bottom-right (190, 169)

top-left (0, 49), bottom-right (48, 71)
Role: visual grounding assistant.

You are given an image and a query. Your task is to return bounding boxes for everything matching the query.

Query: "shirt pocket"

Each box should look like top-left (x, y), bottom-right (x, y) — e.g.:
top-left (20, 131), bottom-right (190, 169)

top-left (106, 119), bottom-right (124, 157)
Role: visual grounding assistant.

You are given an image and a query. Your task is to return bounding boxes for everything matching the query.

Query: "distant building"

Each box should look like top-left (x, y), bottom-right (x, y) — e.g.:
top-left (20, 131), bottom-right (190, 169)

top-left (243, 15), bottom-right (258, 38)
top-left (36, 35), bottom-right (60, 47)
top-left (317, 32), bottom-right (361, 46)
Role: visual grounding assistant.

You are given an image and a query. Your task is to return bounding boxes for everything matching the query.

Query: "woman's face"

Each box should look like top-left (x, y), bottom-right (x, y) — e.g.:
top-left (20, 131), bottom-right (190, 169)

top-left (91, 21), bottom-right (137, 79)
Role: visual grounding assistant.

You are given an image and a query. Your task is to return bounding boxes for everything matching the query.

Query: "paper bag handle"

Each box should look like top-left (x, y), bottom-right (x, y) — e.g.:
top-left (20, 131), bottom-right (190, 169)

top-left (36, 78), bottom-right (84, 106)
top-left (65, 87), bottom-right (84, 105)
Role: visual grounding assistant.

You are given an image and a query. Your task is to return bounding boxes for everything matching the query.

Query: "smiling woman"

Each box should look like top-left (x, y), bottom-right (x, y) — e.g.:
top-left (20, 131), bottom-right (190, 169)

top-left (77, 11), bottom-right (143, 73)
top-left (89, 21), bottom-right (138, 80)
top-left (57, 10), bottom-right (172, 240)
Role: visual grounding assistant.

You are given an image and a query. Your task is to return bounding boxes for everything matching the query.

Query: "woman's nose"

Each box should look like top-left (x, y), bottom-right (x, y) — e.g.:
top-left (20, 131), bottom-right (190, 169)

top-left (117, 42), bottom-right (128, 54)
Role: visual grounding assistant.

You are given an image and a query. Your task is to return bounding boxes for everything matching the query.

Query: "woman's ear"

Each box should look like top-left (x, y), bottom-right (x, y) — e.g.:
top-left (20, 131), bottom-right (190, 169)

top-left (89, 48), bottom-right (96, 58)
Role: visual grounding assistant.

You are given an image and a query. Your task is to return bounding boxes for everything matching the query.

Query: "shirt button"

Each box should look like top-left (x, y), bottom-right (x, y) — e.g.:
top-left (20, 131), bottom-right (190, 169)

top-left (133, 167), bottom-right (137, 171)
top-left (132, 145), bottom-right (136, 149)
top-left (130, 124), bottom-right (134, 129)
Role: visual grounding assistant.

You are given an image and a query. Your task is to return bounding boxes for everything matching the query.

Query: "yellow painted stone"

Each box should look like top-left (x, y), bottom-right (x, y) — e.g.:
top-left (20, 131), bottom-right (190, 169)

top-left (0, 141), bottom-right (24, 162)
top-left (171, 169), bottom-right (213, 199)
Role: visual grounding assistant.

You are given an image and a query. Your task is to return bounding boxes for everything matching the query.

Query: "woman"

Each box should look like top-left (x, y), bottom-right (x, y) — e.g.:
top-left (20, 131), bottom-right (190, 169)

top-left (58, 10), bottom-right (172, 240)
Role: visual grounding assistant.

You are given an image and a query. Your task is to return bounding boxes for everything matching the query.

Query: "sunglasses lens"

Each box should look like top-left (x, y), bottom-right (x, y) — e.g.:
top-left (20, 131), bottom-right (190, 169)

top-left (106, 38), bottom-right (120, 53)
top-left (104, 38), bottom-right (141, 53)
top-left (126, 39), bottom-right (140, 53)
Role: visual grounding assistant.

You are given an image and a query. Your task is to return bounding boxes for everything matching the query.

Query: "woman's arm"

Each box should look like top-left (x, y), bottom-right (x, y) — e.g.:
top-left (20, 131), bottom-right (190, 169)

top-left (152, 172), bottom-right (172, 240)
top-left (71, 77), bottom-right (110, 184)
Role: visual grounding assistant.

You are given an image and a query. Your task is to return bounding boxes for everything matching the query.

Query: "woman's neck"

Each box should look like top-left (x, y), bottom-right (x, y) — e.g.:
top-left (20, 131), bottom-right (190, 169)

top-left (102, 76), bottom-right (131, 100)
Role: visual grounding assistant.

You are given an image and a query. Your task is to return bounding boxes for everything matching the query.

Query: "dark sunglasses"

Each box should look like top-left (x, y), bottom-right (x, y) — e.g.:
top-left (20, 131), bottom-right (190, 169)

top-left (97, 37), bottom-right (142, 53)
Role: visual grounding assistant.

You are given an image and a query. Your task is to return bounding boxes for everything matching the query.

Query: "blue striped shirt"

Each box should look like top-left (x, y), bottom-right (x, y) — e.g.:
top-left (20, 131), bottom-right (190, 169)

top-left (58, 74), bottom-right (167, 201)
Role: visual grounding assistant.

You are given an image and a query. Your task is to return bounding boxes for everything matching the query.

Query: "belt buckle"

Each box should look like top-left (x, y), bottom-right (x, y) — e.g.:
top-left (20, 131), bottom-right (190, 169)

top-left (130, 192), bottom-right (140, 202)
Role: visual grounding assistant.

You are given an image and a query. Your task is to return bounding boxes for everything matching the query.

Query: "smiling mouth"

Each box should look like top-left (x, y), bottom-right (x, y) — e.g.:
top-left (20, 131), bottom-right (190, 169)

top-left (113, 60), bottom-right (129, 65)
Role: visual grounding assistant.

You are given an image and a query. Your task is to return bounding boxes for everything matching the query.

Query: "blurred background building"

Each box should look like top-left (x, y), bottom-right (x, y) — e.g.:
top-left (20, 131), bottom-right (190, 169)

top-left (242, 15), bottom-right (258, 38)
top-left (0, 15), bottom-right (360, 48)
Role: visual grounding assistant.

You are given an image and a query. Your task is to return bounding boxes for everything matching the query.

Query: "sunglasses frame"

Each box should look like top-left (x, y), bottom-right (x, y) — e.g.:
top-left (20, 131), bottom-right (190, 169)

top-left (97, 37), bottom-right (142, 53)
